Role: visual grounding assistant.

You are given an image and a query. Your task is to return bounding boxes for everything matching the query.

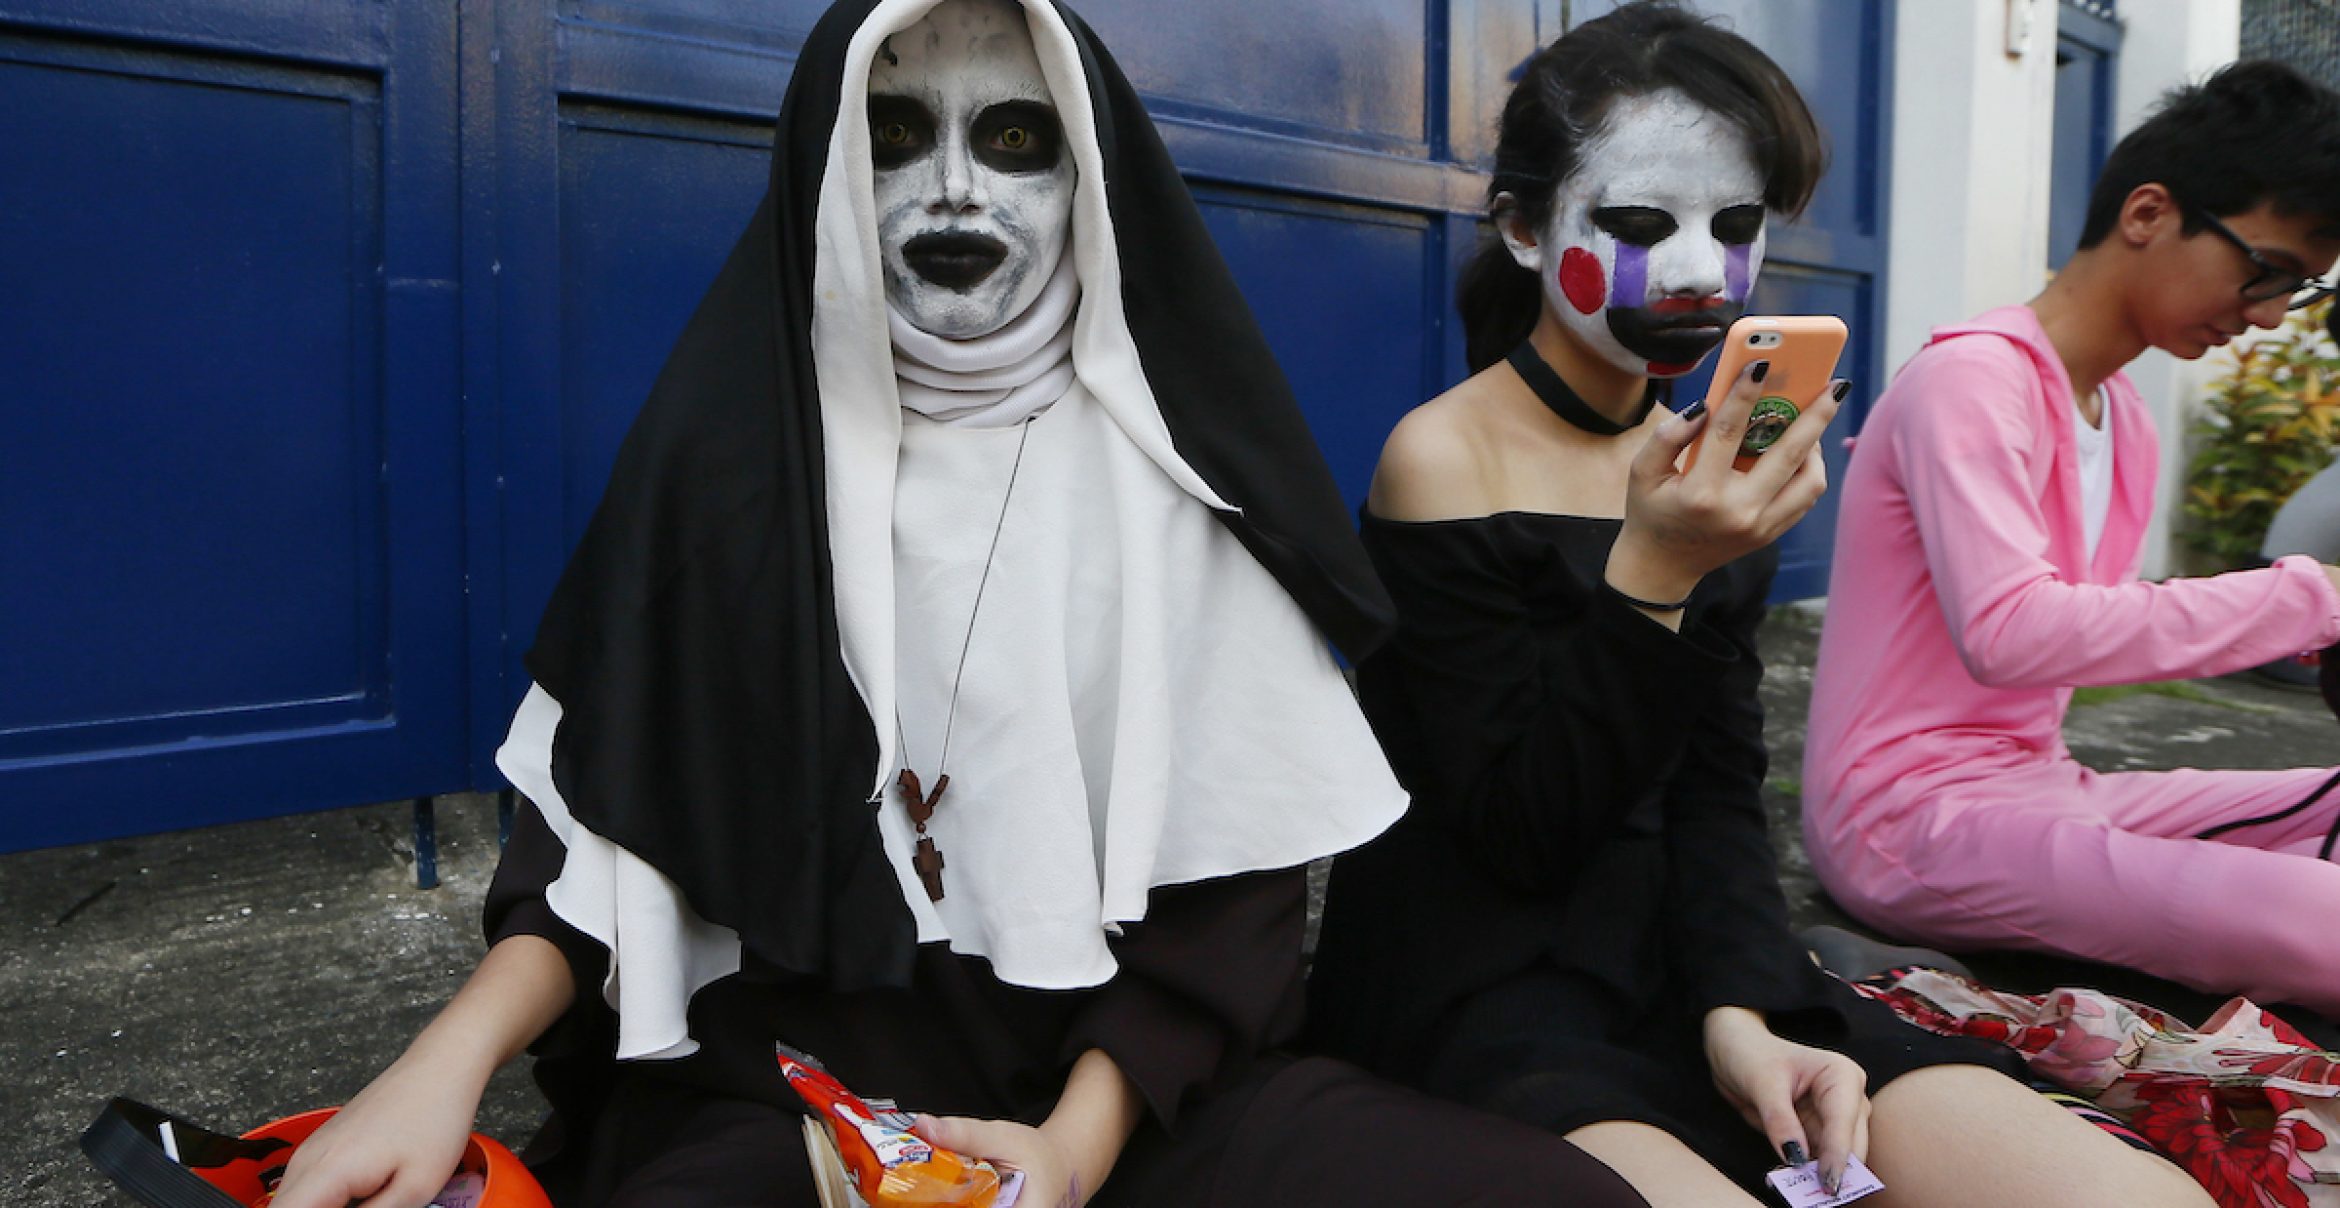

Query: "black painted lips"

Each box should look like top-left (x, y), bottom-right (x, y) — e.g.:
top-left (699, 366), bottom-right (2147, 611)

top-left (904, 231), bottom-right (1008, 290)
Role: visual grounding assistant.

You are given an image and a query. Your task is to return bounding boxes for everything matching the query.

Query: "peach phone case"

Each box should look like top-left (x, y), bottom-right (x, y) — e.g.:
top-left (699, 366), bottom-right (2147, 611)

top-left (1685, 314), bottom-right (1847, 471)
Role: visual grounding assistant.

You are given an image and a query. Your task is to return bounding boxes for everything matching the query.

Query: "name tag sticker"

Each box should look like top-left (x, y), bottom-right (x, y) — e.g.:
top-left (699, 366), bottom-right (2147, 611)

top-left (1764, 1155), bottom-right (1884, 1208)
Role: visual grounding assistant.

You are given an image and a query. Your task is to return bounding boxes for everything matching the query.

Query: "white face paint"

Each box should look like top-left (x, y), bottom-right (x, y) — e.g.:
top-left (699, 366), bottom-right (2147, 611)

top-left (1503, 89), bottom-right (1769, 378)
top-left (870, 0), bottom-right (1075, 340)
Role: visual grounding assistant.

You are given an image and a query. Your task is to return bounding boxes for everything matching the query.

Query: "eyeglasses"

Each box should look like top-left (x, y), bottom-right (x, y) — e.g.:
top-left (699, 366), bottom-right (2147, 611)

top-left (2184, 203), bottom-right (2336, 310)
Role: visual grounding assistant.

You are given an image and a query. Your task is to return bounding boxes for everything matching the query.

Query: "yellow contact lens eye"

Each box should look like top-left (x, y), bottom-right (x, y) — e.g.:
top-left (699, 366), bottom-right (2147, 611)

top-left (880, 123), bottom-right (908, 144)
top-left (1001, 127), bottom-right (1028, 149)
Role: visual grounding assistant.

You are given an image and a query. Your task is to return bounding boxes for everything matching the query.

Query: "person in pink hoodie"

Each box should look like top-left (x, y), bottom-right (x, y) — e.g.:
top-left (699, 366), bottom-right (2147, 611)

top-left (1804, 60), bottom-right (2340, 1015)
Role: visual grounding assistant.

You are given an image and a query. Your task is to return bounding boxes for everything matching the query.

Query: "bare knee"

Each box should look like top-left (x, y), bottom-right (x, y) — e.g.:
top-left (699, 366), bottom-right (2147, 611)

top-left (1870, 1066), bottom-right (2213, 1208)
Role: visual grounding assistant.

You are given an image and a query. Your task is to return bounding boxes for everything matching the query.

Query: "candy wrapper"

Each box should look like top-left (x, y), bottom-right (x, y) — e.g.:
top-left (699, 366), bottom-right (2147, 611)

top-left (1764, 1154), bottom-right (1884, 1208)
top-left (778, 1044), bottom-right (1022, 1208)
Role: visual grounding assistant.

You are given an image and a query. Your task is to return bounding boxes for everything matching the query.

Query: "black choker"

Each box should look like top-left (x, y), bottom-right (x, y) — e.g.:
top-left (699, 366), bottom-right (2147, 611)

top-left (1506, 342), bottom-right (1660, 436)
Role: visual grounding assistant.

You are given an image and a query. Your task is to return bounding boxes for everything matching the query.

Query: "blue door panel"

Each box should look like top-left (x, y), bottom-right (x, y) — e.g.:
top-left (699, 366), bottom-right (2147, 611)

top-left (564, 0), bottom-right (820, 38)
top-left (2050, 34), bottom-right (2118, 269)
top-left (0, 53), bottom-right (379, 743)
top-left (1750, 265), bottom-right (1872, 601)
top-left (1687, 0), bottom-right (1889, 242)
top-left (3, 0), bottom-right (389, 68)
top-left (0, 3), bottom-right (465, 849)
top-left (556, 116), bottom-right (771, 548)
top-left (1075, 0), bottom-right (1431, 151)
top-left (1195, 188), bottom-right (1441, 514)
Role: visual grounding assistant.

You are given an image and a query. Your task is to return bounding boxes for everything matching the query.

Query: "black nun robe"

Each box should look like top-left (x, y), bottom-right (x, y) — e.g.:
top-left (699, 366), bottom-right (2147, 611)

top-left (477, 0), bottom-right (1651, 1203)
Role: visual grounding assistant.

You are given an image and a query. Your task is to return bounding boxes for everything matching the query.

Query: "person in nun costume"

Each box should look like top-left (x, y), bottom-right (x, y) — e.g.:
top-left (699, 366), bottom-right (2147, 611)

top-left (270, 1), bottom-right (1651, 1205)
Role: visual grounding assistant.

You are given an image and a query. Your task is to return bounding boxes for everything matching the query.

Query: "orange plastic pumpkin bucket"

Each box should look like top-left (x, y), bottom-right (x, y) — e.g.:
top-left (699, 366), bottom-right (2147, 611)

top-left (83, 1098), bottom-right (550, 1208)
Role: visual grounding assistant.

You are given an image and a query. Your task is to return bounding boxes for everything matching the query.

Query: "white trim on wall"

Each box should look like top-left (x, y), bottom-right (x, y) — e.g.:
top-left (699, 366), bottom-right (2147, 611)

top-left (1883, 0), bottom-right (2059, 379)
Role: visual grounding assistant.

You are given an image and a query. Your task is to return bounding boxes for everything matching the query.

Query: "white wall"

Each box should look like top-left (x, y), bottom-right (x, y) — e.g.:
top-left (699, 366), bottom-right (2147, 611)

top-left (1883, 0), bottom-right (2060, 378)
top-left (1886, 0), bottom-right (2241, 577)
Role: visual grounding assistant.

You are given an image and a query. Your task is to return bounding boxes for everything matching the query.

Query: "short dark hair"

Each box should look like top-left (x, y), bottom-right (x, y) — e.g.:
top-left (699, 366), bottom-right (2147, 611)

top-left (2077, 59), bottom-right (2340, 250)
top-left (1458, 0), bottom-right (1826, 372)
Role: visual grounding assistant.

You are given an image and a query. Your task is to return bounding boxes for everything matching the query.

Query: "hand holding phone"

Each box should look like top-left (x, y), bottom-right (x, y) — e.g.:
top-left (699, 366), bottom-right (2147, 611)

top-left (1609, 317), bottom-right (1846, 609)
top-left (1684, 315), bottom-right (1847, 472)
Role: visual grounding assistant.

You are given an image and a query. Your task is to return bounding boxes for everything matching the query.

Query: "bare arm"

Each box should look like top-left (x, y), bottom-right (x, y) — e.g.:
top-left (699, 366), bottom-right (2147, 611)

top-left (398, 932), bottom-right (578, 1084)
top-left (1607, 365), bottom-right (1840, 632)
top-left (920, 1048), bottom-right (1144, 1208)
top-left (268, 934), bottom-right (577, 1208)
top-left (1039, 1049), bottom-right (1145, 1203)
top-left (1894, 347), bottom-right (2340, 687)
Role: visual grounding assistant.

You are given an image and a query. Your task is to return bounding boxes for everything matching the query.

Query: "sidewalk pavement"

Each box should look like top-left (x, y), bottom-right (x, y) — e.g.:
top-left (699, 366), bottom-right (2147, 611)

top-left (11, 605), bottom-right (2340, 1205)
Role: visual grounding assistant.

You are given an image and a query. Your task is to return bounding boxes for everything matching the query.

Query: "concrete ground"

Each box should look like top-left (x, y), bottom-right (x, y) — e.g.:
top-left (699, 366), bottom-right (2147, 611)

top-left (12, 605), bottom-right (2340, 1205)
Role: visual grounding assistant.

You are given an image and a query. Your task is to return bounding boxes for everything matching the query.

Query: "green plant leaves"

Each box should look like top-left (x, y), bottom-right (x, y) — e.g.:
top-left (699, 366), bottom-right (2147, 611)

top-left (2182, 301), bottom-right (2340, 566)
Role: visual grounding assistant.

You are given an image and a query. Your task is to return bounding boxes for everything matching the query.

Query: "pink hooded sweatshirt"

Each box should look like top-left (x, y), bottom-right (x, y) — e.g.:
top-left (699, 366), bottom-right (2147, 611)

top-left (1802, 304), bottom-right (2340, 890)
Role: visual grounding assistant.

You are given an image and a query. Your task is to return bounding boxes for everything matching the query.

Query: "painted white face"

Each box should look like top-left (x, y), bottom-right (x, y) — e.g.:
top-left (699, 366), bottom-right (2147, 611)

top-left (1505, 90), bottom-right (1769, 378)
top-left (870, 0), bottom-right (1075, 340)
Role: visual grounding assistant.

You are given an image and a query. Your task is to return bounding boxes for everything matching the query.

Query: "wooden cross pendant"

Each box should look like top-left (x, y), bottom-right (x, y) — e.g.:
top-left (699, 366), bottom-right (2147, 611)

top-left (897, 769), bottom-right (950, 901)
top-left (912, 835), bottom-right (947, 903)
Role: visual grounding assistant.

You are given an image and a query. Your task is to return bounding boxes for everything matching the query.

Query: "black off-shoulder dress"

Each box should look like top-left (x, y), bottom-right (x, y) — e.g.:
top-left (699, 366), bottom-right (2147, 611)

top-left (1307, 511), bottom-right (2018, 1187)
top-left (483, 796), bottom-right (1650, 1205)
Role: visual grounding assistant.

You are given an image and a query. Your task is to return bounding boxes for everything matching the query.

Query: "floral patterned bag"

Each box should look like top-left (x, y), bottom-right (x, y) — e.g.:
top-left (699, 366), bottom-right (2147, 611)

top-left (1853, 968), bottom-right (2340, 1207)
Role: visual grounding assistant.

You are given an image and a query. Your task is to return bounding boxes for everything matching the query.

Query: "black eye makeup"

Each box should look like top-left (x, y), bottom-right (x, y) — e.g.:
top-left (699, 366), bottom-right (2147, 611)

top-left (972, 100), bottom-right (1064, 174)
top-left (869, 95), bottom-right (936, 170)
top-left (1711, 204), bottom-right (1766, 246)
top-left (1590, 206), bottom-right (1679, 248)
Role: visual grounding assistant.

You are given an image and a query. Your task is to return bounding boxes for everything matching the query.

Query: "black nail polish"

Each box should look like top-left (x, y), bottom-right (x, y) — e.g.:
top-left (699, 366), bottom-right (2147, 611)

top-left (1679, 399), bottom-right (1708, 422)
top-left (1781, 1141), bottom-right (1808, 1167)
top-left (1831, 380), bottom-right (1852, 402)
top-left (1751, 360), bottom-right (1771, 383)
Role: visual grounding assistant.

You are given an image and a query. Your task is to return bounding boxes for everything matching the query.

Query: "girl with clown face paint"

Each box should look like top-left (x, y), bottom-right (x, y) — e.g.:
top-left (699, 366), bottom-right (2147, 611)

top-left (1511, 88), bottom-right (1769, 381)
top-left (266, 2), bottom-right (1657, 1207)
top-left (1309, 4), bottom-right (2216, 1208)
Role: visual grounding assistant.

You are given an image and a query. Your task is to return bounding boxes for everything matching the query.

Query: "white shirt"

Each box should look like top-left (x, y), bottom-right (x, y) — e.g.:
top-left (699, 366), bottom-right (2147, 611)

top-left (2074, 386), bottom-right (2114, 561)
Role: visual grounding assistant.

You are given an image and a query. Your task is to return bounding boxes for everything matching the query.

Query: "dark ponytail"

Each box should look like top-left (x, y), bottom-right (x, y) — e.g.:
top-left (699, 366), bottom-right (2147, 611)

top-left (1458, 240), bottom-right (1546, 374)
top-left (1458, 0), bottom-right (1827, 372)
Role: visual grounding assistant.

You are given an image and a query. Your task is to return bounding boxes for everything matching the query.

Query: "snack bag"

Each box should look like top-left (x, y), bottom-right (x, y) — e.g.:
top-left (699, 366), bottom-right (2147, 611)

top-left (777, 1045), bottom-right (1014, 1208)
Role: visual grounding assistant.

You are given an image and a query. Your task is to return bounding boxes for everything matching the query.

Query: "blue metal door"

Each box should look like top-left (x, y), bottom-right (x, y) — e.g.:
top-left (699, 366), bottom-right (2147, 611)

top-left (2051, 2), bottom-right (2123, 270)
top-left (1, 1), bottom-right (468, 848)
top-left (3, 0), bottom-right (1888, 848)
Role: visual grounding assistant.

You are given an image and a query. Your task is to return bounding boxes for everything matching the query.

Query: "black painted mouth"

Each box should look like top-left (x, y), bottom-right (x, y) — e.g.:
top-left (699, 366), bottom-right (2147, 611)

top-left (904, 232), bottom-right (1008, 291)
top-left (1606, 301), bottom-right (1745, 366)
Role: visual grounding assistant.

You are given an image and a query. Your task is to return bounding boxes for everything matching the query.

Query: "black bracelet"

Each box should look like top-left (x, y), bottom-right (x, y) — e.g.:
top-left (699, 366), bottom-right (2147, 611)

top-left (1611, 585), bottom-right (1692, 612)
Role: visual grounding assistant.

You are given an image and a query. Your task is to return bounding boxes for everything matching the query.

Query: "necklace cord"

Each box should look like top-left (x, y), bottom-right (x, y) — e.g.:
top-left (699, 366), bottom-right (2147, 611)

top-left (900, 417), bottom-right (1037, 781)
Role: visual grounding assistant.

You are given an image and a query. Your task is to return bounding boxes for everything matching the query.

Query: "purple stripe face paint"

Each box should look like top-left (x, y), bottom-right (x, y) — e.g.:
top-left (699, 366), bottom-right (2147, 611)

top-left (1724, 243), bottom-right (1754, 302)
top-left (1610, 243), bottom-right (1649, 309)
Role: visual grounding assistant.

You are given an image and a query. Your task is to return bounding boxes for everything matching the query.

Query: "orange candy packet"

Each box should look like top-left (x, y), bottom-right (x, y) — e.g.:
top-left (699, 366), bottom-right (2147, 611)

top-left (776, 1045), bottom-right (1014, 1208)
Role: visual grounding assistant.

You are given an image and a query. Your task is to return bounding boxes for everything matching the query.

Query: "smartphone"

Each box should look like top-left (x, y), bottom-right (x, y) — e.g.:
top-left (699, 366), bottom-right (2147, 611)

top-left (1685, 315), bottom-right (1847, 471)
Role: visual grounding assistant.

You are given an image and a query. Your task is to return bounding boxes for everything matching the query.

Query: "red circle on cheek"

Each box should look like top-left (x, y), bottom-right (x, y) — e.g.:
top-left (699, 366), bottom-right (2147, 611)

top-left (1558, 247), bottom-right (1607, 316)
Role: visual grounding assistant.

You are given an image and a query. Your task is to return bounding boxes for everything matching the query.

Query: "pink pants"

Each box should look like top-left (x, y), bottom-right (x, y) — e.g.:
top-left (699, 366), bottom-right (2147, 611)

top-left (1815, 760), bottom-right (2340, 1016)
